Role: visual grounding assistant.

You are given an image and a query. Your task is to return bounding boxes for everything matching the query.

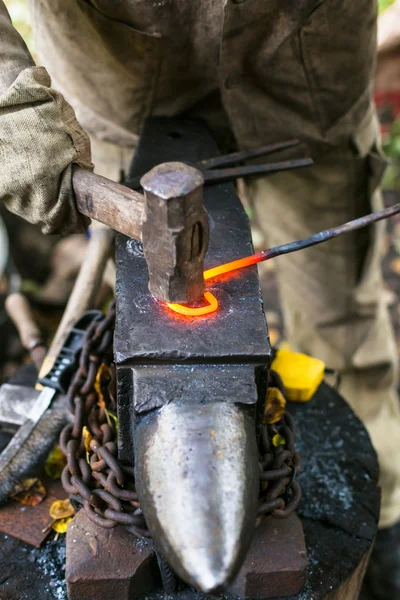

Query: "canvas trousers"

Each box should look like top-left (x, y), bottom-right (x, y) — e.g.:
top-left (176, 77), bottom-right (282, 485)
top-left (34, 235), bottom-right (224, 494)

top-left (250, 107), bottom-right (400, 529)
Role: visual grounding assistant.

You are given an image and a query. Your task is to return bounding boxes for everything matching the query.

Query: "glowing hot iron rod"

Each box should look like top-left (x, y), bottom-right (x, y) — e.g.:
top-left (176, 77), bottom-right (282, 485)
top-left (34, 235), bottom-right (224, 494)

top-left (167, 202), bottom-right (400, 316)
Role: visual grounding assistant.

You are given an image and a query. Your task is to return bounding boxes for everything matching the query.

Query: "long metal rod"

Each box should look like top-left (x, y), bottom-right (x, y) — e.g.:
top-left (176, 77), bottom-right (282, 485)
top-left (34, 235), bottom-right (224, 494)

top-left (202, 157), bottom-right (313, 184)
top-left (197, 139), bottom-right (301, 170)
top-left (204, 202), bottom-right (400, 280)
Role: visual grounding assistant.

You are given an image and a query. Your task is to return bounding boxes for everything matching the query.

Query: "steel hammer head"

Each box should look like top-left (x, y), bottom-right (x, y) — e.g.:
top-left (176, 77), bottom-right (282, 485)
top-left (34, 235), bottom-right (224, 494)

top-left (140, 162), bottom-right (209, 303)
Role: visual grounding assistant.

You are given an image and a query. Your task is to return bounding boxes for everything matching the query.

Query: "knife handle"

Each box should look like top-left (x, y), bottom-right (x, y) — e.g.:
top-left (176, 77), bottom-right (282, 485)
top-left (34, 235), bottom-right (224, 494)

top-left (38, 310), bottom-right (104, 393)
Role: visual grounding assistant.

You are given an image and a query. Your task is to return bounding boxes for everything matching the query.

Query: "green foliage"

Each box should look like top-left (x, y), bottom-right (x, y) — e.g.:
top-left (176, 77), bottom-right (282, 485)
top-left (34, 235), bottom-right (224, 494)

top-left (4, 0), bottom-right (34, 54)
top-left (379, 0), bottom-right (396, 12)
top-left (382, 121), bottom-right (400, 189)
top-left (384, 121), bottom-right (400, 159)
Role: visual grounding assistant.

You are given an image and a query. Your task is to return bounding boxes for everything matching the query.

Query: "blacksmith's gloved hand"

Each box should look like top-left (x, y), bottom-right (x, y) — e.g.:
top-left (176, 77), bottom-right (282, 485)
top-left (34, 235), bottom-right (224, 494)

top-left (0, 2), bottom-right (92, 235)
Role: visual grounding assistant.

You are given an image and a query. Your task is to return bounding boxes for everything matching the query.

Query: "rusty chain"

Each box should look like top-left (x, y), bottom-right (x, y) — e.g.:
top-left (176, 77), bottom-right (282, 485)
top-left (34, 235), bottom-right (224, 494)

top-left (60, 302), bottom-right (301, 532)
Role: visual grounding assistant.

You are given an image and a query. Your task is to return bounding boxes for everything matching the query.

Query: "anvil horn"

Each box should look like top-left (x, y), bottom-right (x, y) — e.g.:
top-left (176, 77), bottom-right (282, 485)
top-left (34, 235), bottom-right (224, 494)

top-left (134, 402), bottom-right (259, 593)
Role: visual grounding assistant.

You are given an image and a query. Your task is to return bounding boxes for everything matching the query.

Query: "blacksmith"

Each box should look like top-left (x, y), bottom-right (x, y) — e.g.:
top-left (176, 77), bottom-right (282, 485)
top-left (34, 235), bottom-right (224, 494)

top-left (0, 2), bottom-right (399, 598)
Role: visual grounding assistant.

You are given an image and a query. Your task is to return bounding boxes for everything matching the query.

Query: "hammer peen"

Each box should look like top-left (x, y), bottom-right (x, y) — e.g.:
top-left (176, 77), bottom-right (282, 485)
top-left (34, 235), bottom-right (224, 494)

top-left (73, 163), bottom-right (209, 303)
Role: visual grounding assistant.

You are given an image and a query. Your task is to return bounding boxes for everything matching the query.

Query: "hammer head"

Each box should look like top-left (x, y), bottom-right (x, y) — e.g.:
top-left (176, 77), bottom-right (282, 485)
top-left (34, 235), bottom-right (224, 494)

top-left (140, 162), bottom-right (209, 303)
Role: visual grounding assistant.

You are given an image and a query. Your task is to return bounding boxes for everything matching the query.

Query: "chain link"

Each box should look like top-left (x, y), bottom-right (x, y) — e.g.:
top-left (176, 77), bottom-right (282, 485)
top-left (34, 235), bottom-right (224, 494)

top-left (60, 301), bottom-right (301, 532)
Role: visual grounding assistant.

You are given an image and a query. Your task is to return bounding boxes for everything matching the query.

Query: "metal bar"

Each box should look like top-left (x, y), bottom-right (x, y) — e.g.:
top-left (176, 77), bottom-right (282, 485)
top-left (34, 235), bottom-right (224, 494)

top-left (197, 139), bottom-right (301, 170)
top-left (202, 157), bottom-right (313, 184)
top-left (204, 202), bottom-right (400, 280)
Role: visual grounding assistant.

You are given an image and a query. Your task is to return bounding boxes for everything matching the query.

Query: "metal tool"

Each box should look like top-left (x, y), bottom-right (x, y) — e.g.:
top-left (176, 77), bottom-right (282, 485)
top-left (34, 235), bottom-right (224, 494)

top-left (73, 136), bottom-right (312, 303)
top-left (0, 228), bottom-right (114, 503)
top-left (141, 162), bottom-right (209, 302)
top-left (0, 311), bottom-right (102, 476)
top-left (126, 138), bottom-right (312, 190)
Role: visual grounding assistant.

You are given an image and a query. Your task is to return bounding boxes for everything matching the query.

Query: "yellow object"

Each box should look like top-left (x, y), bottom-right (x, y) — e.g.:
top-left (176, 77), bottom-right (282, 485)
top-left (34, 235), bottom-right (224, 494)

top-left (272, 433), bottom-right (286, 447)
top-left (271, 349), bottom-right (325, 402)
top-left (51, 516), bottom-right (73, 534)
top-left (44, 444), bottom-right (66, 479)
top-left (263, 387), bottom-right (286, 424)
top-left (49, 499), bottom-right (75, 521)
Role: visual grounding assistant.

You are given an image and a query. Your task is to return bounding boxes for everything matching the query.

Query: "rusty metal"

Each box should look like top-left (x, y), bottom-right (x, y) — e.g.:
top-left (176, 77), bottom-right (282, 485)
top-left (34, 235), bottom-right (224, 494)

top-left (201, 157), bottom-right (313, 184)
top-left (127, 139), bottom-right (313, 190)
top-left (257, 410), bottom-right (302, 519)
top-left (0, 479), bottom-right (65, 548)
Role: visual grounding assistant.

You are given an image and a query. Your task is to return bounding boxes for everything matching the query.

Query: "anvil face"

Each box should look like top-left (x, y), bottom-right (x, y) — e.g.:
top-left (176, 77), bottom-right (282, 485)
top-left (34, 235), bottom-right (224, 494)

top-left (115, 118), bottom-right (271, 592)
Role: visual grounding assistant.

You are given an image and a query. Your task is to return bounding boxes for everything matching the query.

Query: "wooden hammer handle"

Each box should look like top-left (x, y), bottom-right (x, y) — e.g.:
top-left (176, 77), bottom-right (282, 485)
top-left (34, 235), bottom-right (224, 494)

top-left (73, 166), bottom-right (145, 241)
top-left (5, 293), bottom-right (47, 371)
top-left (38, 226), bottom-right (115, 382)
top-left (5, 292), bottom-right (44, 351)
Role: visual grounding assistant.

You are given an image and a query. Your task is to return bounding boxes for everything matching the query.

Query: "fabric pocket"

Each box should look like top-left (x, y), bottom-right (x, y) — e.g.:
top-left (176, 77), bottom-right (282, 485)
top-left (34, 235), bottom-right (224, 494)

top-left (299, 0), bottom-right (378, 139)
top-left (79, 0), bottom-right (163, 38)
top-left (352, 107), bottom-right (388, 307)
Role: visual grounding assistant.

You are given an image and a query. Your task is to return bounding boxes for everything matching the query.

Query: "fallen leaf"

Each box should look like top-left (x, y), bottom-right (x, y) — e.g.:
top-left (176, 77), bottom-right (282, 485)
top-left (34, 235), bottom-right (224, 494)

top-left (51, 516), bottom-right (73, 534)
top-left (13, 478), bottom-right (46, 506)
top-left (263, 387), bottom-right (286, 425)
top-left (49, 498), bottom-right (75, 520)
top-left (107, 411), bottom-right (118, 435)
top-left (95, 363), bottom-right (112, 403)
top-left (390, 257), bottom-right (400, 274)
top-left (11, 478), bottom-right (38, 497)
top-left (44, 445), bottom-right (66, 479)
top-left (268, 327), bottom-right (281, 347)
top-left (82, 426), bottom-right (92, 454)
top-left (272, 433), bottom-right (286, 447)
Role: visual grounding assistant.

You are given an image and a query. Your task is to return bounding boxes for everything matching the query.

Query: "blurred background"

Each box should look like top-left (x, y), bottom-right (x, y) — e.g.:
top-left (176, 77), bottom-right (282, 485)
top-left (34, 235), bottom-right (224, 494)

top-left (2, 0), bottom-right (400, 378)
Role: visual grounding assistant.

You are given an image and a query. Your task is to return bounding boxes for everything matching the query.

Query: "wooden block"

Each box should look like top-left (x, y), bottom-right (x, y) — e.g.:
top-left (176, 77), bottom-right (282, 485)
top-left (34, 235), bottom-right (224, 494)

top-left (229, 513), bottom-right (307, 599)
top-left (66, 509), bottom-right (161, 600)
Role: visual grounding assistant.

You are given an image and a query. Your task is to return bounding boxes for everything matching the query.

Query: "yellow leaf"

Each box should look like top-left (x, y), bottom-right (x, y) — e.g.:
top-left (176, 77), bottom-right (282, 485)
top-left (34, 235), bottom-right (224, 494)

top-left (272, 433), bottom-right (286, 447)
top-left (391, 257), bottom-right (400, 274)
top-left (268, 327), bottom-right (281, 347)
top-left (51, 516), bottom-right (73, 534)
top-left (82, 426), bottom-right (92, 453)
top-left (49, 498), bottom-right (75, 520)
top-left (263, 387), bottom-right (286, 425)
top-left (45, 445), bottom-right (66, 480)
top-left (95, 363), bottom-right (112, 399)
top-left (13, 478), bottom-right (46, 506)
top-left (107, 411), bottom-right (118, 435)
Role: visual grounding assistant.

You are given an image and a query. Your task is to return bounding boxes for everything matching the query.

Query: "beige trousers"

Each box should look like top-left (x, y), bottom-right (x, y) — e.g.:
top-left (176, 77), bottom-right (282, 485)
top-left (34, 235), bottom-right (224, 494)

top-left (90, 105), bottom-right (400, 528)
top-left (251, 109), bottom-right (400, 529)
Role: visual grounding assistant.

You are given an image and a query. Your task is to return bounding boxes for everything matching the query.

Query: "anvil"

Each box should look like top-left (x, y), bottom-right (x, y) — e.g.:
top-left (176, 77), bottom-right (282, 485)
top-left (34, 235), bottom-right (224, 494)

top-left (115, 118), bottom-right (271, 592)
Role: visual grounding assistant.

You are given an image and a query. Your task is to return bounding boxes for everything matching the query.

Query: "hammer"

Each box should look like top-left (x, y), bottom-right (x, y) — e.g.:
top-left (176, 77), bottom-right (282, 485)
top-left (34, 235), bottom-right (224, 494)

top-left (73, 162), bottom-right (209, 303)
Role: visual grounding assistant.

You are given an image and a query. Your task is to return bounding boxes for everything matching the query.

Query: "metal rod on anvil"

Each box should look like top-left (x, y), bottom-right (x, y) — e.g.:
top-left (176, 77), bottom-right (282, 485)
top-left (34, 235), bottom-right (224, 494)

top-left (197, 139), bottom-right (301, 170)
top-left (167, 202), bottom-right (400, 315)
top-left (202, 157), bottom-right (313, 185)
top-left (203, 202), bottom-right (400, 281)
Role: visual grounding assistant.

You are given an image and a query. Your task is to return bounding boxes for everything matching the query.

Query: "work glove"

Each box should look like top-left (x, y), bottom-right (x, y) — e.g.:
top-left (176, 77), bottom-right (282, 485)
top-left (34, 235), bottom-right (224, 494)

top-left (0, 2), bottom-right (92, 235)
